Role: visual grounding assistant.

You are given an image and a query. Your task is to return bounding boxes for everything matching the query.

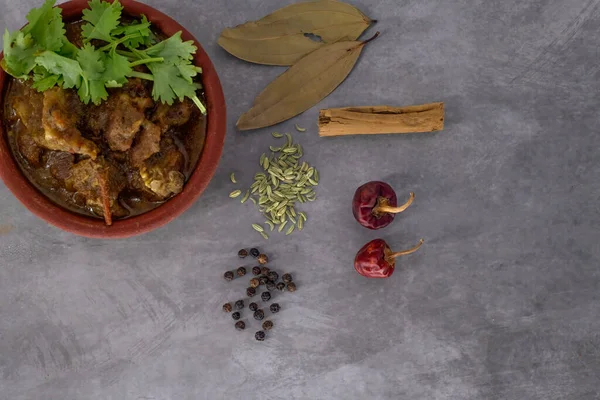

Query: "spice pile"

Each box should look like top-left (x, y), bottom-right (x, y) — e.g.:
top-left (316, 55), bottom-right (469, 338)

top-left (230, 131), bottom-right (318, 239)
top-left (222, 247), bottom-right (296, 341)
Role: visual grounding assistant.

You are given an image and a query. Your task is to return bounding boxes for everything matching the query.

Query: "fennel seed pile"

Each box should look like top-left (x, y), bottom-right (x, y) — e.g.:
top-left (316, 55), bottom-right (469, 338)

top-left (230, 132), bottom-right (318, 239)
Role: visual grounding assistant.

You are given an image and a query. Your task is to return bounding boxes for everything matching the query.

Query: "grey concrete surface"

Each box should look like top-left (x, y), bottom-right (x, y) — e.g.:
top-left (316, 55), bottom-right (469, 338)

top-left (1, 0), bottom-right (600, 399)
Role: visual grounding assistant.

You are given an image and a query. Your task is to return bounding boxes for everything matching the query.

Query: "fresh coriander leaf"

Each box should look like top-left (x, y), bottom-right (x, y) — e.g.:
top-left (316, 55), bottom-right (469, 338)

top-left (146, 62), bottom-right (186, 104)
top-left (176, 63), bottom-right (201, 84)
top-left (78, 78), bottom-right (108, 105)
top-left (144, 31), bottom-right (196, 63)
top-left (1, 29), bottom-right (38, 78)
top-left (111, 15), bottom-right (151, 48)
top-left (58, 37), bottom-right (79, 58)
top-left (76, 44), bottom-right (109, 104)
top-left (102, 50), bottom-right (131, 86)
top-left (22, 0), bottom-right (65, 52)
top-left (32, 66), bottom-right (60, 91)
top-left (35, 50), bottom-right (82, 89)
top-left (171, 64), bottom-right (200, 100)
top-left (82, 0), bottom-right (123, 43)
top-left (143, 31), bottom-right (158, 47)
top-left (77, 44), bottom-right (105, 80)
top-left (146, 61), bottom-right (201, 107)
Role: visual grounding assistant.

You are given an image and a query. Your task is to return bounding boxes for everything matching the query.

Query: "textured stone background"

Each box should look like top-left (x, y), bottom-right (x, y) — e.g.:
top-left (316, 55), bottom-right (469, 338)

top-left (1, 0), bottom-right (600, 399)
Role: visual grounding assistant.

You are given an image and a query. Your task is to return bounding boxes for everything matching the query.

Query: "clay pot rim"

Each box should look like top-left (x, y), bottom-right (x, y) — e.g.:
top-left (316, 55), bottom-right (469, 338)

top-left (0, 0), bottom-right (227, 239)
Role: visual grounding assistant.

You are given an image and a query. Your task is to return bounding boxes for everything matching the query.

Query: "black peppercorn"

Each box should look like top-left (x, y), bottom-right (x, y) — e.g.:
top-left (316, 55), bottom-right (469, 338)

top-left (286, 282), bottom-right (297, 292)
top-left (235, 300), bottom-right (244, 310)
top-left (266, 281), bottom-right (276, 291)
top-left (276, 282), bottom-right (285, 291)
top-left (254, 309), bottom-right (265, 320)
top-left (247, 287), bottom-right (256, 297)
top-left (255, 331), bottom-right (266, 341)
top-left (261, 292), bottom-right (271, 302)
top-left (238, 249), bottom-right (248, 258)
top-left (267, 271), bottom-right (279, 281)
top-left (252, 266), bottom-right (261, 276)
top-left (235, 321), bottom-right (245, 331)
top-left (261, 266), bottom-right (270, 275)
top-left (259, 276), bottom-right (269, 285)
top-left (249, 278), bottom-right (260, 288)
top-left (222, 303), bottom-right (232, 313)
top-left (224, 271), bottom-right (235, 281)
top-left (257, 254), bottom-right (269, 265)
top-left (282, 273), bottom-right (293, 283)
top-left (236, 267), bottom-right (247, 277)
top-left (232, 312), bottom-right (241, 320)
top-left (249, 302), bottom-right (258, 311)
top-left (250, 248), bottom-right (260, 258)
top-left (270, 303), bottom-right (280, 313)
top-left (262, 320), bottom-right (273, 331)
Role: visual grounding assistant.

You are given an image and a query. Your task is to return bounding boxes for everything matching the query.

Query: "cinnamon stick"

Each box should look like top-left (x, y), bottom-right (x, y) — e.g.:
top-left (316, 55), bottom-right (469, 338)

top-left (318, 102), bottom-right (444, 137)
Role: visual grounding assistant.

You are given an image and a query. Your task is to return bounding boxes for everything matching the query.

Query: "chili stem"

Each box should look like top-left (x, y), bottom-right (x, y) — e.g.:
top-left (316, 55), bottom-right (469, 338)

top-left (374, 192), bottom-right (415, 214)
top-left (388, 239), bottom-right (424, 260)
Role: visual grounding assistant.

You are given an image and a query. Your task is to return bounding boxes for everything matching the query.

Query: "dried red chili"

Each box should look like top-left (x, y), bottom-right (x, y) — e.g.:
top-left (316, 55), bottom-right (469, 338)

top-left (354, 238), bottom-right (424, 278)
top-left (352, 181), bottom-right (415, 230)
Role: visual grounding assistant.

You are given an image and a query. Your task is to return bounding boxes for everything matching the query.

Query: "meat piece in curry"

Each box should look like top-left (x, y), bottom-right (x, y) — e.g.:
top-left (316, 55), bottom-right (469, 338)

top-left (88, 79), bottom-right (154, 152)
top-left (42, 87), bottom-right (99, 159)
top-left (3, 25), bottom-right (207, 225)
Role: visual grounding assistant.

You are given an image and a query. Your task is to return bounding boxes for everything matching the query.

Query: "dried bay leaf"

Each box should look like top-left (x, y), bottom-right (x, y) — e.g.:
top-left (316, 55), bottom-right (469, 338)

top-left (237, 33), bottom-right (380, 131)
top-left (218, 0), bottom-right (374, 66)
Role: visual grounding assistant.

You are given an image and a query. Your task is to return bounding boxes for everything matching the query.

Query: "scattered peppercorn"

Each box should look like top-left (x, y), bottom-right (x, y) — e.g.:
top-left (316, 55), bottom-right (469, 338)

top-left (254, 309), bottom-right (265, 320)
top-left (224, 271), bottom-right (235, 281)
top-left (266, 281), bottom-right (276, 291)
top-left (232, 312), bottom-right (241, 320)
top-left (276, 282), bottom-right (286, 291)
top-left (222, 303), bottom-right (232, 313)
top-left (236, 267), bottom-right (247, 277)
top-left (235, 321), bottom-right (245, 331)
top-left (238, 249), bottom-right (249, 258)
top-left (287, 282), bottom-right (297, 292)
top-left (267, 271), bottom-right (279, 281)
top-left (262, 320), bottom-right (273, 331)
top-left (258, 254), bottom-right (269, 265)
top-left (270, 303), bottom-right (280, 313)
top-left (259, 276), bottom-right (269, 285)
top-left (261, 266), bottom-right (270, 275)
top-left (249, 302), bottom-right (258, 311)
top-left (255, 331), bottom-right (266, 341)
top-left (261, 292), bottom-right (271, 302)
top-left (247, 287), bottom-right (257, 297)
top-left (235, 300), bottom-right (245, 310)
top-left (250, 248), bottom-right (260, 258)
top-left (282, 273), bottom-right (293, 283)
top-left (252, 266), bottom-right (262, 276)
top-left (249, 278), bottom-right (260, 288)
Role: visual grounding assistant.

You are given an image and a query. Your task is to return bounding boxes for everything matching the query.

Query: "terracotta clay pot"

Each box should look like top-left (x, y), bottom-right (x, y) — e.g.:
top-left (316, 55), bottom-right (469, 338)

top-left (0, 0), bottom-right (227, 238)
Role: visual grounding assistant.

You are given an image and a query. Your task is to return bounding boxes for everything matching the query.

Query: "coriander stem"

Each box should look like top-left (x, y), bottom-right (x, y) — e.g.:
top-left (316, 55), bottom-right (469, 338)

top-left (129, 57), bottom-right (164, 67)
top-left (116, 49), bottom-right (137, 58)
top-left (99, 32), bottom-right (144, 52)
top-left (128, 71), bottom-right (154, 81)
top-left (191, 96), bottom-right (207, 115)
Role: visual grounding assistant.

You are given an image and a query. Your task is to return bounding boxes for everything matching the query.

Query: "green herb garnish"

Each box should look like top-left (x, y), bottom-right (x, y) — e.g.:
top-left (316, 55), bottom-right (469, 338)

top-left (1, 0), bottom-right (205, 113)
